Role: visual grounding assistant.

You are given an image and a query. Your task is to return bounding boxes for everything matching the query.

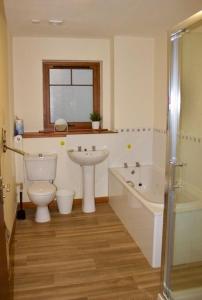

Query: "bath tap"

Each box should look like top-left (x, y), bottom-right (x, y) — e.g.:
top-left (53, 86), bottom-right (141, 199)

top-left (136, 162), bottom-right (140, 167)
top-left (126, 180), bottom-right (135, 188)
top-left (124, 162), bottom-right (128, 168)
top-left (78, 146), bottom-right (82, 152)
top-left (92, 145), bottom-right (96, 151)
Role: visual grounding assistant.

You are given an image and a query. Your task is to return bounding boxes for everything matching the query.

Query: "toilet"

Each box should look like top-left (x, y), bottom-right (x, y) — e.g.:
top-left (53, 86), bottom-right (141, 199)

top-left (24, 153), bottom-right (57, 223)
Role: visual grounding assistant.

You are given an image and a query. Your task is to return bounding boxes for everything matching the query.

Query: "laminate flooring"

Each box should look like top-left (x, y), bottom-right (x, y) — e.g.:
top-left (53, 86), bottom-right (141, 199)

top-left (171, 262), bottom-right (202, 291)
top-left (12, 204), bottom-right (161, 300)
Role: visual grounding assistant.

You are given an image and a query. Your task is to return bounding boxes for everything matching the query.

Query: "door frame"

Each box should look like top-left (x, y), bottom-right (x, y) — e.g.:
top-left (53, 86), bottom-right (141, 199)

top-left (0, 176), bottom-right (11, 300)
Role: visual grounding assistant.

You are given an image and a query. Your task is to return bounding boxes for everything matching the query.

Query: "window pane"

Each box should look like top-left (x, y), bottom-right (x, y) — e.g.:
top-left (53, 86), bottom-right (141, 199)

top-left (50, 86), bottom-right (93, 122)
top-left (49, 69), bottom-right (71, 85)
top-left (72, 69), bottom-right (93, 85)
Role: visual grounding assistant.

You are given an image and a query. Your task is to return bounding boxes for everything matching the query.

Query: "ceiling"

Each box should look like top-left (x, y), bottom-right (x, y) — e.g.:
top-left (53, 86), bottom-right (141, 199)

top-left (4, 0), bottom-right (202, 38)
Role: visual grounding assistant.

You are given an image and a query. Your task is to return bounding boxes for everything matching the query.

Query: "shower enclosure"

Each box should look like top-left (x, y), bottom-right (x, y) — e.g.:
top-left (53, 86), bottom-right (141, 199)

top-left (159, 15), bottom-right (202, 300)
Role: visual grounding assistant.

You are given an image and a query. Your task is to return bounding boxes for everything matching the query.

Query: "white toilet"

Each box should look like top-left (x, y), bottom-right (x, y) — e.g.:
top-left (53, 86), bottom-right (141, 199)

top-left (24, 153), bottom-right (57, 223)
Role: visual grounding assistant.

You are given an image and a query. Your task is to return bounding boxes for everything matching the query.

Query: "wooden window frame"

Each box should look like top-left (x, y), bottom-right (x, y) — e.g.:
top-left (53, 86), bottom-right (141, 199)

top-left (43, 61), bottom-right (100, 130)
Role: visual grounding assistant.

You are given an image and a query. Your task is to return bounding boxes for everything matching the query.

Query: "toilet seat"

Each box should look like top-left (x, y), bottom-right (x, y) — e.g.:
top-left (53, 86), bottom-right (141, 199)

top-left (28, 182), bottom-right (56, 196)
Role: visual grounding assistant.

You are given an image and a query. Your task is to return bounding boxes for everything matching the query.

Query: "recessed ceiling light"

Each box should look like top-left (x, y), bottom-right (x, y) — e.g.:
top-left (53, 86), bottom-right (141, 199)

top-left (48, 19), bottom-right (64, 25)
top-left (31, 19), bottom-right (40, 24)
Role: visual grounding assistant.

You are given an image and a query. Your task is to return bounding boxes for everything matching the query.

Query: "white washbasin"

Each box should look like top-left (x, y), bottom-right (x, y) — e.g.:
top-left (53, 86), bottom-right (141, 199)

top-left (67, 148), bottom-right (109, 166)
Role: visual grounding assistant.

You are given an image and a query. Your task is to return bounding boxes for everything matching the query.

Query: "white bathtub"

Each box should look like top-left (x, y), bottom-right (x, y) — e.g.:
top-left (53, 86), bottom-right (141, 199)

top-left (109, 165), bottom-right (164, 268)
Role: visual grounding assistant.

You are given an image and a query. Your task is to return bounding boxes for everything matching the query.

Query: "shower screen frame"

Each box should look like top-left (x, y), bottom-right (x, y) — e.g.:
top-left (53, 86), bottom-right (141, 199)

top-left (161, 29), bottom-right (184, 300)
top-left (159, 13), bottom-right (202, 300)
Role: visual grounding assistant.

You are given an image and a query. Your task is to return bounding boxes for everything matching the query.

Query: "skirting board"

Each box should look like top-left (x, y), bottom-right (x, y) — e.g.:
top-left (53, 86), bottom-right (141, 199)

top-left (22, 197), bottom-right (109, 209)
top-left (73, 197), bottom-right (108, 206)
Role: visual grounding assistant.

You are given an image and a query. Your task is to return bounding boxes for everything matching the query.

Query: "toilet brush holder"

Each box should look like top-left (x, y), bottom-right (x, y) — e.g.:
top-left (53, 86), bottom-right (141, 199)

top-left (17, 185), bottom-right (26, 220)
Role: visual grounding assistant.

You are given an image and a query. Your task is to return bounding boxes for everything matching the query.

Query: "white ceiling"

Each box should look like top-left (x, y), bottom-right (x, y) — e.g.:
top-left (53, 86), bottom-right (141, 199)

top-left (4, 0), bottom-right (202, 38)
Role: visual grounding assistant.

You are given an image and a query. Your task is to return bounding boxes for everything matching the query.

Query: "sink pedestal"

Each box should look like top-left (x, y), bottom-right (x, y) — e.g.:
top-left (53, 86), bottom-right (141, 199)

top-left (82, 165), bottom-right (95, 213)
top-left (67, 148), bottom-right (109, 213)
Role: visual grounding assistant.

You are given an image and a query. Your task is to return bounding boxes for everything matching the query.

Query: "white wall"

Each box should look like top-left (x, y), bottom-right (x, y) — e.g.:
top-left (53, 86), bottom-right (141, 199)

top-left (113, 36), bottom-right (154, 129)
top-left (152, 129), bottom-right (167, 170)
top-left (152, 33), bottom-right (168, 170)
top-left (12, 35), bottom-right (156, 132)
top-left (12, 34), bottom-right (167, 198)
top-left (13, 37), bottom-right (111, 131)
top-left (153, 33), bottom-right (168, 131)
top-left (179, 32), bottom-right (202, 198)
top-left (16, 130), bottom-right (153, 202)
top-left (181, 32), bottom-right (202, 137)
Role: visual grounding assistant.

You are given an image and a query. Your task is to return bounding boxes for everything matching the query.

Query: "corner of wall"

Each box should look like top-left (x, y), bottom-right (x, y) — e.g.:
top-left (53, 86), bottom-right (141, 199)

top-left (152, 32), bottom-right (169, 171)
top-left (110, 37), bottom-right (115, 130)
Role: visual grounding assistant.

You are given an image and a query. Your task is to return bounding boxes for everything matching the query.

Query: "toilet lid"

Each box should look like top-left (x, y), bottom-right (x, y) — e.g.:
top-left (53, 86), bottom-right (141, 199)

top-left (28, 182), bottom-right (56, 196)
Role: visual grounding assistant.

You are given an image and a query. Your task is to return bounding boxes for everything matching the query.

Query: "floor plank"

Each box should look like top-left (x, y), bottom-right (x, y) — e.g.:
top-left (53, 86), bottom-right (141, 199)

top-left (12, 204), bottom-right (161, 299)
top-left (171, 262), bottom-right (202, 291)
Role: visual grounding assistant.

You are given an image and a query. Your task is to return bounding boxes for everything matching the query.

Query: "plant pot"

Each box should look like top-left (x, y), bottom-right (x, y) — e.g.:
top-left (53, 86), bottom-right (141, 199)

top-left (92, 121), bottom-right (100, 130)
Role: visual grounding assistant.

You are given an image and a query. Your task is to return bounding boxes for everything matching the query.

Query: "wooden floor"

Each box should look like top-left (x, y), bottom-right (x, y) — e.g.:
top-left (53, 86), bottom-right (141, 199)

top-left (12, 203), bottom-right (161, 300)
top-left (171, 261), bottom-right (202, 291)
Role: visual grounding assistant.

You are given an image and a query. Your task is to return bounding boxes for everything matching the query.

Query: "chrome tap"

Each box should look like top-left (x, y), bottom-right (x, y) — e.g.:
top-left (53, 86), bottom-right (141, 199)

top-left (126, 180), bottom-right (135, 188)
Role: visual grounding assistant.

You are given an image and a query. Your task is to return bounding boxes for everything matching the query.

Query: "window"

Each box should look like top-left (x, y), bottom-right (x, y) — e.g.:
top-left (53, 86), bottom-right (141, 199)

top-left (43, 61), bottom-right (100, 130)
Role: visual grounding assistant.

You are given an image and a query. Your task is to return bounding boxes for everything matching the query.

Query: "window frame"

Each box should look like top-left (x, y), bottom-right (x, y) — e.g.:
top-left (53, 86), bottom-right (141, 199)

top-left (43, 61), bottom-right (100, 130)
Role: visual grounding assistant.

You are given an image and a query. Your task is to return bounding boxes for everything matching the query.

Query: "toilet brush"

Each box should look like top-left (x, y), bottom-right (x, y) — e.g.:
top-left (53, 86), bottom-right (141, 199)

top-left (17, 183), bottom-right (26, 220)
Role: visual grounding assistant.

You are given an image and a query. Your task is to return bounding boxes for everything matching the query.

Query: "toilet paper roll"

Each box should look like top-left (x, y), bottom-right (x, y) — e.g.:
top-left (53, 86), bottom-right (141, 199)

top-left (14, 135), bottom-right (23, 146)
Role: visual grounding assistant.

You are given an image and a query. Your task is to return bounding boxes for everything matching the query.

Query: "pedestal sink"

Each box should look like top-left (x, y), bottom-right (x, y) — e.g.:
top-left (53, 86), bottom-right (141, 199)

top-left (67, 148), bottom-right (109, 213)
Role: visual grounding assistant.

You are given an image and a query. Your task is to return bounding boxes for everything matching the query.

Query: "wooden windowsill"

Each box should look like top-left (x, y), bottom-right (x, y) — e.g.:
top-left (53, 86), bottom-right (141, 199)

top-left (22, 129), bottom-right (116, 138)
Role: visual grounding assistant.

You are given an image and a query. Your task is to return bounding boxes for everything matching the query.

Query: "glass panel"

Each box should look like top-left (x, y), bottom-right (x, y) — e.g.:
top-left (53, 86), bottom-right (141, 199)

top-left (50, 86), bottom-right (93, 122)
top-left (162, 35), bottom-right (182, 298)
top-left (49, 69), bottom-right (71, 85)
top-left (166, 21), bottom-right (202, 300)
top-left (72, 69), bottom-right (93, 85)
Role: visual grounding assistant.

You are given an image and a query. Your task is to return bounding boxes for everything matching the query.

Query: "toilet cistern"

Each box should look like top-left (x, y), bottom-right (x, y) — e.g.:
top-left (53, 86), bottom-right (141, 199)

top-left (67, 148), bottom-right (109, 213)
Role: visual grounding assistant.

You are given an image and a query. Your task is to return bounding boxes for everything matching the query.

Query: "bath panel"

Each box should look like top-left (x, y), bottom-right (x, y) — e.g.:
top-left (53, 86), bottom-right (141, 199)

top-left (109, 165), bottom-right (164, 268)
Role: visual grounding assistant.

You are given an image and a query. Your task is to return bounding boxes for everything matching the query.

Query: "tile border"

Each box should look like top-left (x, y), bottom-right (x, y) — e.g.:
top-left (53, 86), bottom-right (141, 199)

top-left (114, 127), bottom-right (167, 134)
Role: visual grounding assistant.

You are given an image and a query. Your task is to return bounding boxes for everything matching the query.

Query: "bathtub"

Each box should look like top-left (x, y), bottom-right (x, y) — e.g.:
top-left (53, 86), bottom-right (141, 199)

top-left (109, 165), bottom-right (164, 268)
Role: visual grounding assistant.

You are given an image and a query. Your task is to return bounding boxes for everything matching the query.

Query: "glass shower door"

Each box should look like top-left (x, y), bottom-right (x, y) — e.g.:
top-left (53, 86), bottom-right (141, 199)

top-left (163, 20), bottom-right (202, 300)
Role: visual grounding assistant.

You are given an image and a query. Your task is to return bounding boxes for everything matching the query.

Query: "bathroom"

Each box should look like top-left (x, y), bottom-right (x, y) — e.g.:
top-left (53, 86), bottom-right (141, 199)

top-left (0, 1), bottom-right (202, 300)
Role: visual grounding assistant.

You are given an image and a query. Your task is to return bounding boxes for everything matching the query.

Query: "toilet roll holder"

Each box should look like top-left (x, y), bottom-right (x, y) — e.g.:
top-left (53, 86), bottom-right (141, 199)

top-left (2, 129), bottom-right (26, 156)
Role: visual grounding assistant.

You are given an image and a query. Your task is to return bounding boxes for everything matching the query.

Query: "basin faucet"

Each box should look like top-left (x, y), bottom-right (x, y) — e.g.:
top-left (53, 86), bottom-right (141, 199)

top-left (78, 146), bottom-right (82, 152)
top-left (136, 162), bottom-right (140, 167)
top-left (124, 162), bottom-right (128, 168)
top-left (92, 145), bottom-right (96, 151)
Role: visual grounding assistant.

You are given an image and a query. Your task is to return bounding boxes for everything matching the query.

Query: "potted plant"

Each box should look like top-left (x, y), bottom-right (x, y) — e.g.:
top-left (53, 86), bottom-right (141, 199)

top-left (89, 112), bottom-right (102, 130)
